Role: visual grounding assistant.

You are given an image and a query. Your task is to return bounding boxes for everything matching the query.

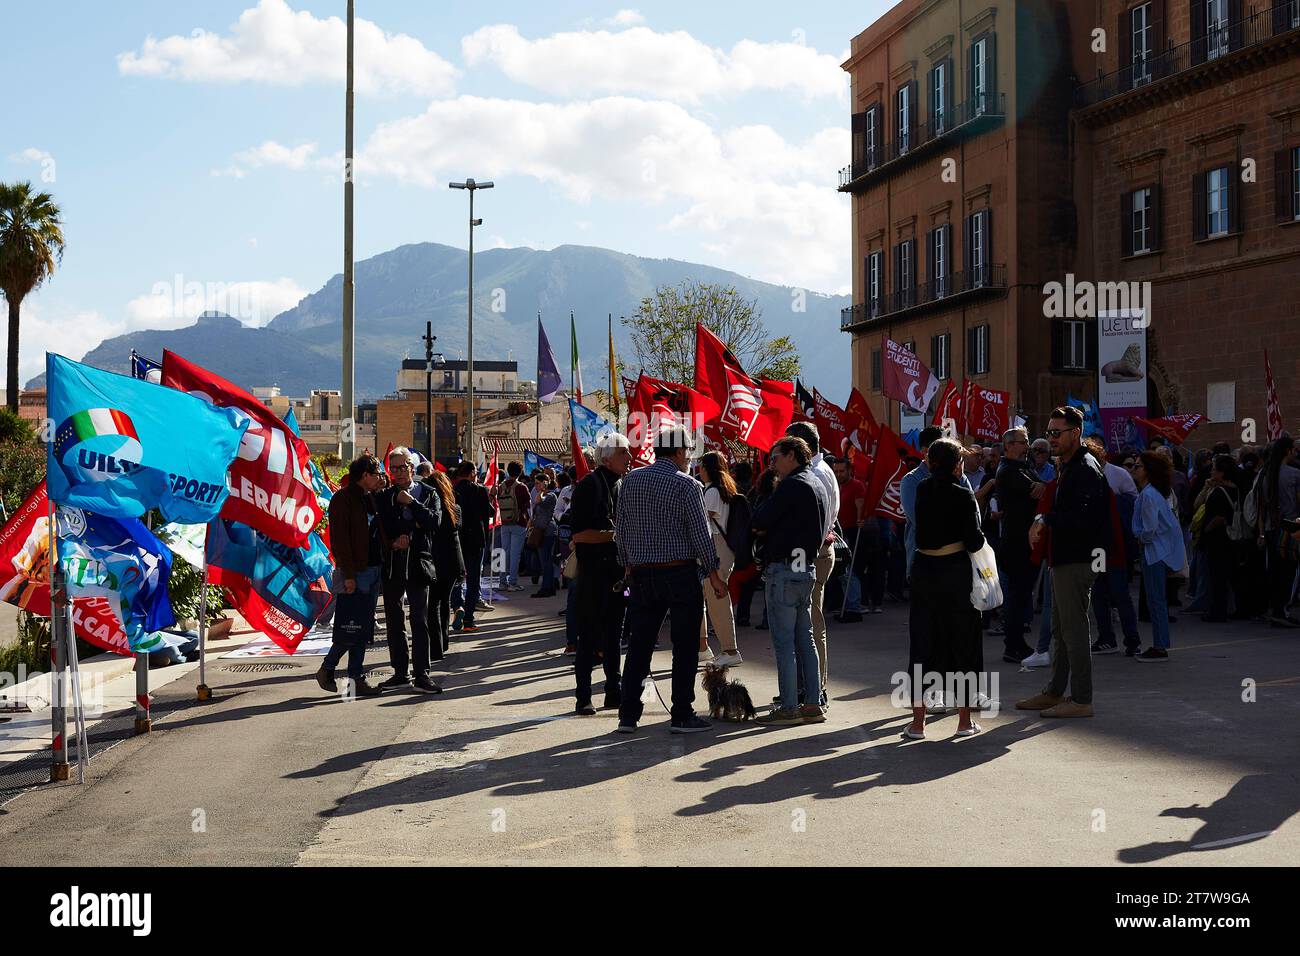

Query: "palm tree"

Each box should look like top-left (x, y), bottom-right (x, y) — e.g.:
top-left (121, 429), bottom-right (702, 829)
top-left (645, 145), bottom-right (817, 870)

top-left (0, 182), bottom-right (65, 412)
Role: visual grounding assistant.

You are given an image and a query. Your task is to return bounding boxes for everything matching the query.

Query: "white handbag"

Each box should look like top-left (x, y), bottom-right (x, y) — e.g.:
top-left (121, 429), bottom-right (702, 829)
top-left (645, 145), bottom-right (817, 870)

top-left (969, 542), bottom-right (1004, 612)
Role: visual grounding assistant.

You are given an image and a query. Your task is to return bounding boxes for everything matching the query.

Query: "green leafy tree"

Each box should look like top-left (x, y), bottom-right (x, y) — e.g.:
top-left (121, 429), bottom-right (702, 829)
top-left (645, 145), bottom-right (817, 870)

top-left (622, 280), bottom-right (801, 385)
top-left (1, 182), bottom-right (65, 412)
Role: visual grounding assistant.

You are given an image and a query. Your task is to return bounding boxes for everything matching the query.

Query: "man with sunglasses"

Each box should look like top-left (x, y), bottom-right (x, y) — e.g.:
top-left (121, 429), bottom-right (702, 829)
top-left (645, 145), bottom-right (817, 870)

top-left (1018, 406), bottom-right (1108, 718)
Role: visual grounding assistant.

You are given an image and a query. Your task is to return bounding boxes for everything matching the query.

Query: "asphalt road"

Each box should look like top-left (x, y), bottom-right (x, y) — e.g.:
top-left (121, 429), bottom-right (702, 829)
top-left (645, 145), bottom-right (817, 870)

top-left (2, 588), bottom-right (1298, 866)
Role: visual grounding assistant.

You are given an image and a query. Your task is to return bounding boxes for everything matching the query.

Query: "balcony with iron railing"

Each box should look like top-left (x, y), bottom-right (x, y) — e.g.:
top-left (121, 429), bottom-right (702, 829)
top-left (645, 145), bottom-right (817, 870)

top-left (1074, 2), bottom-right (1300, 115)
top-left (837, 93), bottom-right (1007, 193)
top-left (840, 264), bottom-right (1008, 332)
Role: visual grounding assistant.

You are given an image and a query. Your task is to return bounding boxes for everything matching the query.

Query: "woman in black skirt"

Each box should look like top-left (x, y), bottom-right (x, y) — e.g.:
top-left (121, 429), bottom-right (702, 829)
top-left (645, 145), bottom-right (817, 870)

top-left (905, 437), bottom-right (986, 740)
top-left (426, 469), bottom-right (465, 661)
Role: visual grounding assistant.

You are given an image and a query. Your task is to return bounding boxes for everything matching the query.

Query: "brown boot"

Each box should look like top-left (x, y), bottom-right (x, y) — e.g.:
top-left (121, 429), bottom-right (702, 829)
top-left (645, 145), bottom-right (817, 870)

top-left (1041, 698), bottom-right (1094, 718)
top-left (1015, 692), bottom-right (1065, 711)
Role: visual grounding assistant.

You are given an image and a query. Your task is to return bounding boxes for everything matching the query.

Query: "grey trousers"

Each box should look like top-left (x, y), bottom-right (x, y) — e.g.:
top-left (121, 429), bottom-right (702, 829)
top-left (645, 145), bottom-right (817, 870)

top-left (1044, 562), bottom-right (1097, 705)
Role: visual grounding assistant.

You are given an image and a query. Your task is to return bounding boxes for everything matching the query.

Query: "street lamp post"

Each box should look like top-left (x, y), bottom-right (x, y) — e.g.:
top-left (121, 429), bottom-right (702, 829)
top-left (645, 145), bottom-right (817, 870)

top-left (422, 320), bottom-right (444, 462)
top-left (448, 178), bottom-right (493, 464)
top-left (341, 0), bottom-right (356, 461)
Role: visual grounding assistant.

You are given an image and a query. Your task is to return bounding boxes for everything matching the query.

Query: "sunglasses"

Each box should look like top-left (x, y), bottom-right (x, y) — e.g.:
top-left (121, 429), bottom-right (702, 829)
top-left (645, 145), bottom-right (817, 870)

top-left (1044, 427), bottom-right (1078, 438)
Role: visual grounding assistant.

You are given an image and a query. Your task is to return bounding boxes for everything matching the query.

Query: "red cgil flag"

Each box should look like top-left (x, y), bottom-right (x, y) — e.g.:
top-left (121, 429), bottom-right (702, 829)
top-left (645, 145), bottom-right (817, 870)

top-left (627, 373), bottom-right (721, 466)
top-left (845, 387), bottom-right (880, 455)
top-left (694, 324), bottom-right (794, 450)
top-left (162, 350), bottom-right (322, 549)
top-left (1132, 413), bottom-right (1205, 445)
top-left (962, 381), bottom-right (1012, 443)
top-left (864, 426), bottom-right (920, 522)
top-left (1265, 349), bottom-right (1284, 441)
top-left (880, 336), bottom-right (941, 414)
top-left (812, 388), bottom-right (856, 457)
top-left (932, 380), bottom-right (962, 434)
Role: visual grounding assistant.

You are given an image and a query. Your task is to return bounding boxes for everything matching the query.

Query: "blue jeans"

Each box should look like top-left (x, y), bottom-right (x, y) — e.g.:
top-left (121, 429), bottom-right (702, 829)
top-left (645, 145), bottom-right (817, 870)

top-left (765, 562), bottom-right (819, 711)
top-left (1036, 564), bottom-right (1054, 654)
top-left (1143, 558), bottom-right (1172, 649)
top-left (1092, 566), bottom-right (1140, 648)
top-left (324, 566), bottom-right (380, 679)
top-left (498, 524), bottom-right (526, 586)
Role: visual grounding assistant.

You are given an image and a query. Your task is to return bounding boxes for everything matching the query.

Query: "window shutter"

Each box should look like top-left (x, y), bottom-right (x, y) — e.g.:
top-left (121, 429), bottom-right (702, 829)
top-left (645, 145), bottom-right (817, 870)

top-left (930, 334), bottom-right (940, 372)
top-left (963, 214), bottom-right (974, 280)
top-left (967, 327), bottom-right (978, 376)
top-left (925, 229), bottom-right (936, 294)
top-left (872, 349), bottom-right (882, 390)
top-left (927, 66), bottom-right (937, 125)
top-left (1085, 319), bottom-right (1099, 371)
top-left (1150, 184), bottom-right (1163, 250)
top-left (851, 110), bottom-right (865, 169)
top-left (894, 245), bottom-right (903, 305)
top-left (907, 80), bottom-right (918, 142)
top-left (1191, 0), bottom-right (1207, 66)
top-left (1050, 320), bottom-right (1064, 372)
top-left (1275, 0), bottom-right (1290, 36)
top-left (1277, 150), bottom-right (1295, 223)
top-left (942, 58), bottom-right (954, 120)
top-left (1229, 163), bottom-right (1243, 234)
top-left (1119, 12), bottom-right (1132, 84)
top-left (941, 223), bottom-right (951, 284)
top-left (1121, 191), bottom-right (1134, 257)
top-left (1228, 0), bottom-right (1243, 51)
top-left (986, 32), bottom-right (998, 98)
top-left (1192, 171), bottom-right (1208, 241)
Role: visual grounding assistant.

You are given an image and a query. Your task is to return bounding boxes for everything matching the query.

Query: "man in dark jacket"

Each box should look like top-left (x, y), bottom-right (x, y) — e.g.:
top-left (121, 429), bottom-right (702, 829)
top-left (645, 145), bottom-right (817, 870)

top-left (452, 462), bottom-right (492, 632)
top-left (1020, 406), bottom-right (1108, 718)
top-left (994, 427), bottom-right (1044, 663)
top-left (316, 455), bottom-right (385, 697)
top-left (375, 446), bottom-right (442, 694)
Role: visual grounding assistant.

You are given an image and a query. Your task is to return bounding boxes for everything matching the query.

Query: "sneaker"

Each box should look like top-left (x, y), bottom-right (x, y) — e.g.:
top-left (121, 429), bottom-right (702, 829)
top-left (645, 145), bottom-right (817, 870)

top-left (973, 692), bottom-right (998, 711)
top-left (314, 668), bottom-right (337, 693)
top-left (452, 609), bottom-right (464, 631)
top-left (350, 678), bottom-right (382, 698)
top-left (697, 650), bottom-right (713, 664)
top-left (1021, 650), bottom-right (1050, 668)
top-left (1091, 639), bottom-right (1120, 655)
top-left (508, 584), bottom-right (527, 592)
top-left (757, 707), bottom-right (804, 727)
top-left (412, 676), bottom-right (443, 694)
top-left (1041, 698), bottom-right (1094, 718)
top-left (799, 704), bottom-right (827, 724)
top-left (562, 643), bottom-right (578, 656)
top-left (1124, 644), bottom-right (1142, 658)
top-left (670, 715), bottom-right (713, 734)
top-left (925, 692), bottom-right (949, 714)
top-left (575, 703), bottom-right (597, 716)
top-left (1134, 647), bottom-right (1169, 662)
top-left (711, 651), bottom-right (743, 667)
top-left (377, 674), bottom-right (410, 690)
top-left (615, 723), bottom-right (636, 734)
top-left (1003, 643), bottom-right (1033, 663)
top-left (476, 600), bottom-right (493, 611)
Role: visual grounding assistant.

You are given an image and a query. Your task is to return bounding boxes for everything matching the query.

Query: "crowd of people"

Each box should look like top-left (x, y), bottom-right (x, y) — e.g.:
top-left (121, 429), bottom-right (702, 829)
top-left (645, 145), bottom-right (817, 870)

top-left (311, 408), bottom-right (1300, 738)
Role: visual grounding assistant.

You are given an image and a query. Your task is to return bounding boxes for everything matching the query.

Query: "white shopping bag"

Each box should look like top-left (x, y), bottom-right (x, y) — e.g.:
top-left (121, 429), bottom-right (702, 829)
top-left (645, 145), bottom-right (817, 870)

top-left (969, 542), bottom-right (1004, 612)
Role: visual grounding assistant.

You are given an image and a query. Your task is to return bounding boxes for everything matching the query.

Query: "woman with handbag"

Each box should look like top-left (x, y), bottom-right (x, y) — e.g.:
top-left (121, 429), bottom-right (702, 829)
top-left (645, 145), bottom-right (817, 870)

top-left (529, 476), bottom-right (560, 597)
top-left (904, 437), bottom-right (987, 740)
top-left (697, 451), bottom-right (743, 666)
top-left (1131, 451), bottom-right (1186, 661)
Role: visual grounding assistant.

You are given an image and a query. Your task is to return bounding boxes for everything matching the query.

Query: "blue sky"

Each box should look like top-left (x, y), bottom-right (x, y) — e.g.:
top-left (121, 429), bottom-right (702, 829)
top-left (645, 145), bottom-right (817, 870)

top-left (3, 0), bottom-right (892, 389)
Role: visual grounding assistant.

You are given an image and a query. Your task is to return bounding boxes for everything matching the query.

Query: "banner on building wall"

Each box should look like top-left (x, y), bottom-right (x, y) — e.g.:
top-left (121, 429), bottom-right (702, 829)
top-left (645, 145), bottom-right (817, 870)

top-left (1097, 310), bottom-right (1148, 452)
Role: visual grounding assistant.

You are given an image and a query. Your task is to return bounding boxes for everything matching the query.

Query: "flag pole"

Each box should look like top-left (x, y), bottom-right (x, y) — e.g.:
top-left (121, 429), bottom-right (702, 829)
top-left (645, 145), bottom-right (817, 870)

top-left (196, 527), bottom-right (212, 702)
top-left (136, 512), bottom-right (153, 731)
top-left (47, 496), bottom-right (69, 782)
top-left (840, 525), bottom-right (864, 618)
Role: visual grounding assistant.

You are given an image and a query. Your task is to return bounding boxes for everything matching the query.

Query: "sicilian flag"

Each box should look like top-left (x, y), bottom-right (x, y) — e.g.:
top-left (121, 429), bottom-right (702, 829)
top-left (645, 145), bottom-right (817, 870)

top-left (570, 311), bottom-right (584, 403)
top-left (1133, 413), bottom-right (1205, 445)
top-left (56, 506), bottom-right (176, 654)
top-left (537, 314), bottom-right (562, 403)
top-left (129, 350), bottom-right (162, 384)
top-left (1265, 349), bottom-right (1284, 441)
top-left (46, 353), bottom-right (248, 524)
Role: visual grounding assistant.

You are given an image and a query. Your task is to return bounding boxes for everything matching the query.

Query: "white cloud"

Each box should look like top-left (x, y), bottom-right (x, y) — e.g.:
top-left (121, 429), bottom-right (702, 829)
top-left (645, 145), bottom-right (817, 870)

top-left (11, 147), bottom-right (53, 165)
top-left (212, 140), bottom-right (339, 179)
top-left (461, 24), bottom-right (845, 103)
top-left (347, 95), bottom-right (848, 289)
top-left (3, 301), bottom-right (117, 389)
top-left (125, 276), bottom-right (308, 328)
top-left (118, 0), bottom-right (458, 96)
top-left (606, 10), bottom-right (645, 27)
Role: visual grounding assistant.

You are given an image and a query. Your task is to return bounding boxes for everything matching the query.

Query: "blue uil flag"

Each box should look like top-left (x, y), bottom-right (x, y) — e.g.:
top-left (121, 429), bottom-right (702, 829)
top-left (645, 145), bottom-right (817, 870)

top-left (56, 506), bottom-right (176, 654)
top-left (569, 399), bottom-right (617, 449)
top-left (46, 353), bottom-right (248, 524)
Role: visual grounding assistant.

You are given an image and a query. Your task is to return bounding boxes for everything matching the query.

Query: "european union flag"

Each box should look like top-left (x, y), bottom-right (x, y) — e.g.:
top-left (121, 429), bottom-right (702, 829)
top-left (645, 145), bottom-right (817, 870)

top-left (56, 506), bottom-right (175, 654)
top-left (46, 353), bottom-right (248, 524)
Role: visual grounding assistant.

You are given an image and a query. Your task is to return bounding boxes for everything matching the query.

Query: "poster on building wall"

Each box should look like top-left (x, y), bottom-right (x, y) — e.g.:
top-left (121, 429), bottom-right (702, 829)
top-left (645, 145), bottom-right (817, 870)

top-left (899, 402), bottom-right (926, 436)
top-left (1097, 310), bottom-right (1147, 452)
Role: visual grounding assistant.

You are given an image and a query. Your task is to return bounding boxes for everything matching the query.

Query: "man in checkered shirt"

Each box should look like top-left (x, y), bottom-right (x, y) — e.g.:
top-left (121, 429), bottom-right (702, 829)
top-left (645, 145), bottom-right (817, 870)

top-left (615, 426), bottom-right (727, 735)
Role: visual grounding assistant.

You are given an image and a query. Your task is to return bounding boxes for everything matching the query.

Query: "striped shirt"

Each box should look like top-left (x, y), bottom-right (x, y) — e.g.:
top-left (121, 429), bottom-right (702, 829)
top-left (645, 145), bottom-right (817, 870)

top-left (616, 459), bottom-right (719, 577)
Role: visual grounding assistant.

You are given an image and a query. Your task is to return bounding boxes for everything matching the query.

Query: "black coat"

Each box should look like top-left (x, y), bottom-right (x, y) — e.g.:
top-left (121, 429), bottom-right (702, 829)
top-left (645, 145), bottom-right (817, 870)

top-left (375, 481), bottom-right (440, 584)
top-left (453, 480), bottom-right (493, 551)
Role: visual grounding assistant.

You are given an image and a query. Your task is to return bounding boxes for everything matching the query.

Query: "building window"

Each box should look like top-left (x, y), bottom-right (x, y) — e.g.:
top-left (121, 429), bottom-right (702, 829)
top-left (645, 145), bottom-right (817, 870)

top-left (968, 324), bottom-right (990, 376)
top-left (1051, 319), bottom-right (1096, 372)
top-left (1207, 166), bottom-right (1230, 237)
top-left (866, 106), bottom-right (878, 168)
top-left (897, 84), bottom-right (912, 154)
top-left (966, 208), bottom-right (992, 287)
top-left (1274, 147), bottom-right (1300, 223)
top-left (931, 333), bottom-right (951, 380)
top-left (895, 239), bottom-right (915, 308)
top-left (1293, 0), bottom-right (1300, 29)
top-left (866, 250), bottom-right (884, 316)
top-left (1063, 320), bottom-right (1087, 370)
top-left (971, 36), bottom-right (990, 114)
top-left (1294, 146), bottom-right (1300, 220)
top-left (1206, 0), bottom-right (1229, 60)
top-left (932, 61), bottom-right (948, 133)
top-left (928, 223), bottom-right (950, 298)
top-left (1133, 185), bottom-right (1154, 254)
top-left (1132, 3), bottom-right (1153, 87)
top-left (871, 349), bottom-right (883, 390)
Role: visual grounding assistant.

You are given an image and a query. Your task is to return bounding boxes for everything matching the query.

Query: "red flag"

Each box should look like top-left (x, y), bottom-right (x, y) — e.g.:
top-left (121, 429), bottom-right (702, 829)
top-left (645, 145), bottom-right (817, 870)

top-left (484, 444), bottom-right (503, 526)
top-left (433, 460), bottom-right (447, 473)
top-left (383, 442), bottom-right (395, 478)
top-left (625, 373), bottom-right (722, 466)
top-left (0, 481), bottom-right (133, 655)
top-left (864, 426), bottom-right (918, 521)
top-left (962, 382), bottom-right (1011, 442)
top-left (1265, 349), bottom-right (1284, 441)
top-left (880, 336), bottom-right (941, 414)
top-left (1133, 413), bottom-right (1205, 445)
top-left (812, 388), bottom-right (856, 457)
top-left (933, 381), bottom-right (963, 434)
top-left (161, 351), bottom-right (322, 549)
top-left (844, 387), bottom-right (879, 455)
top-left (694, 324), bottom-right (794, 449)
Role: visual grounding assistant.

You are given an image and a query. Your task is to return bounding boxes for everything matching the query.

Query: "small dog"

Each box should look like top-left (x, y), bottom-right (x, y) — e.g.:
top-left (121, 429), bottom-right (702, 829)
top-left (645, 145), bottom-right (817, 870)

top-left (702, 664), bottom-right (756, 722)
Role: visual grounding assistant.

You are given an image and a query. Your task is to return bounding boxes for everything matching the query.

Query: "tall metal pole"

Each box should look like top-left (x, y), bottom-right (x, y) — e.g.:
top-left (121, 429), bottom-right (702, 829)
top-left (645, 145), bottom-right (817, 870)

top-left (425, 320), bottom-right (435, 461)
top-left (341, 0), bottom-right (356, 462)
top-left (466, 186), bottom-right (475, 464)
top-left (48, 499), bottom-right (68, 782)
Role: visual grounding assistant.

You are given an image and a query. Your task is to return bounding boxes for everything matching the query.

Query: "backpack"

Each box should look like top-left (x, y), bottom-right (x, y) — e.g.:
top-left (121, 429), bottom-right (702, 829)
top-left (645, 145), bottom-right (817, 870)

top-left (1241, 472), bottom-right (1262, 536)
top-left (496, 479), bottom-right (520, 525)
top-left (724, 493), bottom-right (753, 569)
top-left (1227, 483), bottom-right (1250, 541)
